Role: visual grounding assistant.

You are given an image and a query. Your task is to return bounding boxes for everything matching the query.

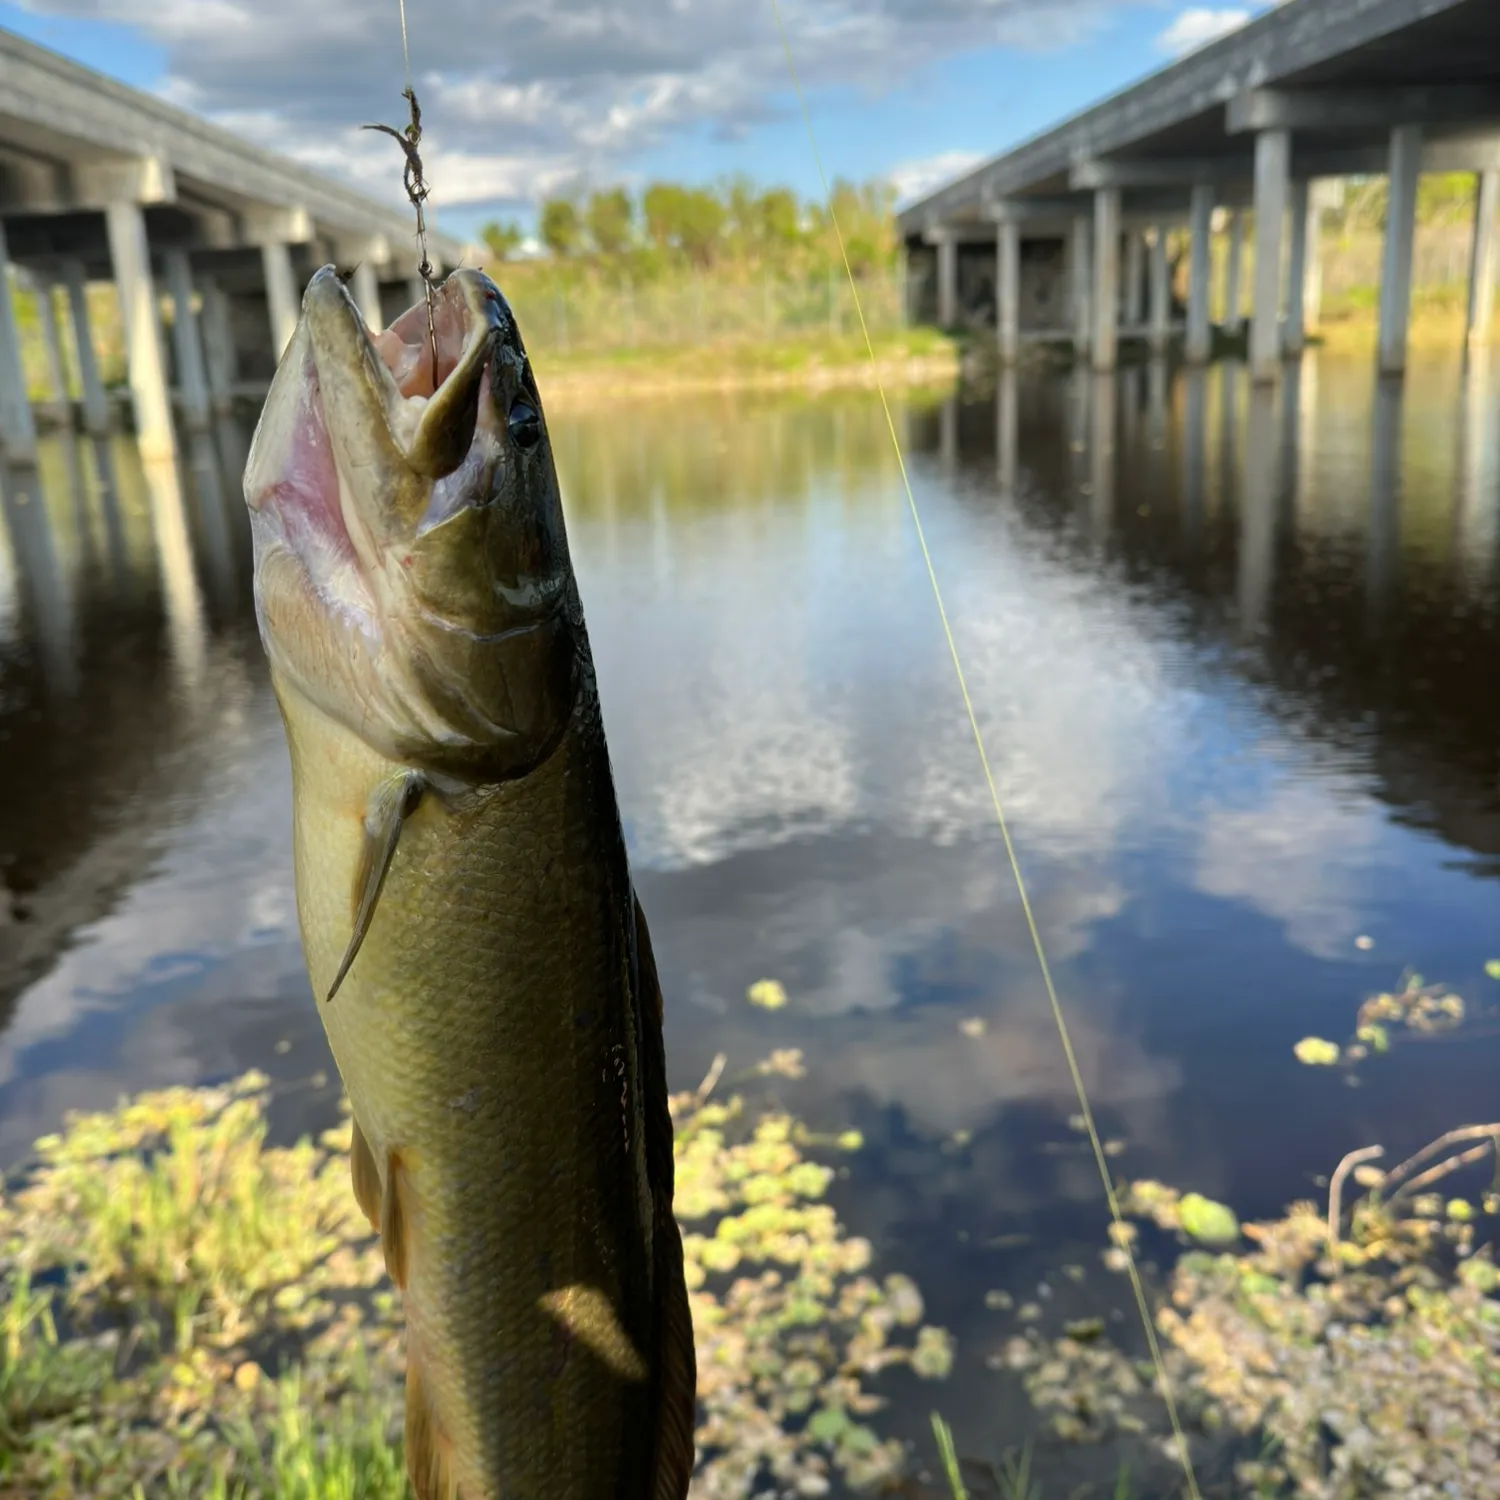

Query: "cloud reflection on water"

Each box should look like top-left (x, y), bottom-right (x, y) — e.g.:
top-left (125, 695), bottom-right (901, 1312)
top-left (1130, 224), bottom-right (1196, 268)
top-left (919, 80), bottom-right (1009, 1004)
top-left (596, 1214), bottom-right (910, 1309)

top-left (0, 358), bottom-right (1496, 1211)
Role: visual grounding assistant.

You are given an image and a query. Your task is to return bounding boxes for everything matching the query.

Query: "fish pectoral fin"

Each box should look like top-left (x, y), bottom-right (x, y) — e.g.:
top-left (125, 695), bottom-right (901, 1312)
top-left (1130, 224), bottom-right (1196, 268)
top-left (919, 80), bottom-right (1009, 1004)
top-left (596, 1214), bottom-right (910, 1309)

top-left (634, 895), bottom-right (699, 1500)
top-left (405, 1339), bottom-right (460, 1500)
top-left (326, 770), bottom-right (427, 1002)
top-left (349, 1115), bottom-right (382, 1232)
top-left (539, 1285), bottom-right (647, 1381)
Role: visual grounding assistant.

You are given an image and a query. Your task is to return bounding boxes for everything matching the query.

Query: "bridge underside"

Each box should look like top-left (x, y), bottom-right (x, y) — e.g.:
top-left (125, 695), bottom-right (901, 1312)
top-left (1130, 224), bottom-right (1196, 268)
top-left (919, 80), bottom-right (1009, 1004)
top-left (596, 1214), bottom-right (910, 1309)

top-left (0, 30), bottom-right (472, 468)
top-left (900, 0), bottom-right (1500, 379)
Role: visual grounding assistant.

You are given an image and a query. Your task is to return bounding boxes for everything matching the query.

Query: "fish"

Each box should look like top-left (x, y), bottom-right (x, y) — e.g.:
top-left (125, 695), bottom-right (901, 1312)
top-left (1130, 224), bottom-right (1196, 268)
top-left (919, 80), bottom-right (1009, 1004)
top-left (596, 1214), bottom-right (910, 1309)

top-left (241, 265), bottom-right (696, 1500)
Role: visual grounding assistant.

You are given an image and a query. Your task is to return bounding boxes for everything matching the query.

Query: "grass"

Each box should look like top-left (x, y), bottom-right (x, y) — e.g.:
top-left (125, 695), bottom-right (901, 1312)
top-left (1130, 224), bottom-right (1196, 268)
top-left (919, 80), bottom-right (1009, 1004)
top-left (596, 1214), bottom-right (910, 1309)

top-left (1312, 278), bottom-right (1492, 352)
top-left (532, 324), bottom-right (961, 400)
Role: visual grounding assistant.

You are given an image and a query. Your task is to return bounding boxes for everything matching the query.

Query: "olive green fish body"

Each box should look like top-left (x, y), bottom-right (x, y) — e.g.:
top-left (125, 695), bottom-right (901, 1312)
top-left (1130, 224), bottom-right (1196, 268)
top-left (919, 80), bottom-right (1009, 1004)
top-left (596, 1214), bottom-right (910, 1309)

top-left (245, 268), bottom-right (694, 1500)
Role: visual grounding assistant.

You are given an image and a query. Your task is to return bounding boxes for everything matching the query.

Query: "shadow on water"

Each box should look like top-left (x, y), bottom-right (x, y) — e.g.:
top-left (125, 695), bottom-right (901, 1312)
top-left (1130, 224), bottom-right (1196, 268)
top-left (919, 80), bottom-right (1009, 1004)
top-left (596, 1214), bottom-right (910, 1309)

top-left (0, 356), bottom-right (1497, 1482)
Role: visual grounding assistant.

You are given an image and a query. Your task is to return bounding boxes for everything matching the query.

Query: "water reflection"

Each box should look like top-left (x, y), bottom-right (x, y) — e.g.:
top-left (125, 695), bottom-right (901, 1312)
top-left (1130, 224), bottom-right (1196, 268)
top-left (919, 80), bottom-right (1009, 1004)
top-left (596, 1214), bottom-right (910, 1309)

top-left (1181, 366), bottom-right (1206, 547)
top-left (1, 462), bottom-right (77, 692)
top-left (995, 367), bottom-right (1017, 495)
top-left (1088, 373), bottom-right (1115, 543)
top-left (1456, 347), bottom-right (1500, 585)
top-left (0, 360), bottom-right (1497, 1482)
top-left (1367, 377), bottom-right (1403, 630)
top-left (1239, 385), bottom-right (1277, 638)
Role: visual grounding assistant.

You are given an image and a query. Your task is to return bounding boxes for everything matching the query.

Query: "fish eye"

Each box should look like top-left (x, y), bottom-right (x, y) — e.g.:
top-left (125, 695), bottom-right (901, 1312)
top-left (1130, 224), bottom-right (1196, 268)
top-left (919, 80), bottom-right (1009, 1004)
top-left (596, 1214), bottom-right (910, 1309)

top-left (508, 399), bottom-right (542, 450)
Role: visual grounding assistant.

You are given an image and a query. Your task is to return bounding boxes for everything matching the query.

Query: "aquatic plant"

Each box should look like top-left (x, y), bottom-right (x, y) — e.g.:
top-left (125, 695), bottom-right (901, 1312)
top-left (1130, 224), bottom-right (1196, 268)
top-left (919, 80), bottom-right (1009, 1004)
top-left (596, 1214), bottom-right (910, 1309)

top-left (996, 1128), bottom-right (1500, 1499)
top-left (0, 1056), bottom-right (951, 1498)
top-left (1294, 968), bottom-right (1482, 1072)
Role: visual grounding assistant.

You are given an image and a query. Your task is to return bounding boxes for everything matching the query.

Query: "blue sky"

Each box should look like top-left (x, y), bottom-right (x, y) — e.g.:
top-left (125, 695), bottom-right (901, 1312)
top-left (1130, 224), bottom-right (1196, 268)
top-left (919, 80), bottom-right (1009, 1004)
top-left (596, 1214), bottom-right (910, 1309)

top-left (0, 1), bottom-right (1268, 242)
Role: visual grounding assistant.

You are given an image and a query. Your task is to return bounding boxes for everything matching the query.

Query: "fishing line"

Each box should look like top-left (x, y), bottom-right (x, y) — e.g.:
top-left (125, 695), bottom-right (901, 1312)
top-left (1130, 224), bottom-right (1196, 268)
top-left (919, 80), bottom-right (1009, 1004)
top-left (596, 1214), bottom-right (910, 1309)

top-left (366, 0), bottom-right (440, 380)
top-left (766, 6), bottom-right (1204, 1495)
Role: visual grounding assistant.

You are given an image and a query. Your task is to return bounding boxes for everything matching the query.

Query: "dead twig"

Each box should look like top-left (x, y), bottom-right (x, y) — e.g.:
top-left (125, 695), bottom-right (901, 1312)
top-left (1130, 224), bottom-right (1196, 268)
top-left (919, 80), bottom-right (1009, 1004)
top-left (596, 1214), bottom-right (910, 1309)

top-left (1382, 1124), bottom-right (1500, 1199)
top-left (1393, 1140), bottom-right (1497, 1202)
top-left (695, 1052), bottom-right (727, 1103)
top-left (1327, 1144), bottom-right (1384, 1259)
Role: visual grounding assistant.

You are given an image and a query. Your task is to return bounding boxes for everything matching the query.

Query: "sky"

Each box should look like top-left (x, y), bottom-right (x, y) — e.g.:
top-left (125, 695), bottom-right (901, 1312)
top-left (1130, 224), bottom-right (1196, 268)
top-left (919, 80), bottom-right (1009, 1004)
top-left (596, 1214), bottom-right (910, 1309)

top-left (0, 0), bottom-right (1274, 244)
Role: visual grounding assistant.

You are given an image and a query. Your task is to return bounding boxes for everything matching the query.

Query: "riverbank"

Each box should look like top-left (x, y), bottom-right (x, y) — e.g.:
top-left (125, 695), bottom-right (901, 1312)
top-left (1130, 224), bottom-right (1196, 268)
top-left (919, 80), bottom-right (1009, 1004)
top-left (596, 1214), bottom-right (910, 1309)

top-left (1, 974), bottom-right (1497, 1497)
top-left (532, 326), bottom-right (960, 403)
top-left (0, 1054), bottom-right (953, 1500)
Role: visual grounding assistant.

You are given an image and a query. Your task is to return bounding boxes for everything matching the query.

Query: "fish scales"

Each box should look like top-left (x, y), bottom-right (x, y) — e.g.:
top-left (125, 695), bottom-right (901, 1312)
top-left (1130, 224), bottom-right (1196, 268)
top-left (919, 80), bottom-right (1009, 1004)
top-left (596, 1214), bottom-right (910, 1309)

top-left (244, 266), bottom-right (695, 1500)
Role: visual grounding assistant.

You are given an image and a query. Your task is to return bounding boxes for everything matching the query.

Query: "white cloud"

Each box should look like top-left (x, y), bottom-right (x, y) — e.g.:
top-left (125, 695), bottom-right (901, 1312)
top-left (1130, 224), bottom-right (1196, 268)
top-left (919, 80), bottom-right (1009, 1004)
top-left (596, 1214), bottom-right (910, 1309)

top-left (1155, 7), bottom-right (1250, 57)
top-left (889, 150), bottom-right (984, 207)
top-left (19, 0), bottom-right (1122, 211)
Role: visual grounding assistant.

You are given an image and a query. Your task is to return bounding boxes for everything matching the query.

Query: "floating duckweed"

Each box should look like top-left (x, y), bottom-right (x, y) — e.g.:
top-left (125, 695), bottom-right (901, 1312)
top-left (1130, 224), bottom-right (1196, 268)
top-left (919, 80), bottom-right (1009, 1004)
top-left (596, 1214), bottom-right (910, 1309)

top-left (1177, 1194), bottom-right (1240, 1247)
top-left (911, 1326), bottom-right (955, 1379)
top-left (0, 1062), bottom-right (949, 1499)
top-left (1293, 1036), bottom-right (1341, 1066)
top-left (746, 979), bottom-right (789, 1011)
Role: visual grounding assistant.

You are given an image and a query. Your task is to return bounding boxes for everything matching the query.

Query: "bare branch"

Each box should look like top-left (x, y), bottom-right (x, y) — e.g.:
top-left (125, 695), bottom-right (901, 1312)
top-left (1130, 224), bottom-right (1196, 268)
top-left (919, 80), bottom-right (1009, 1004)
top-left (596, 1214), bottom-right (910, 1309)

top-left (1327, 1144), bottom-right (1384, 1259)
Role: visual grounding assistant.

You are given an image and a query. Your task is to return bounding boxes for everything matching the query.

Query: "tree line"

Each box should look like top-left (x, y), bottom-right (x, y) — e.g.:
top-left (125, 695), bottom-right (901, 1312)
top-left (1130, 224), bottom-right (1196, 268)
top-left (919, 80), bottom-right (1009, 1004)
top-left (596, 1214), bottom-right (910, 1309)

top-left (480, 176), bottom-right (900, 281)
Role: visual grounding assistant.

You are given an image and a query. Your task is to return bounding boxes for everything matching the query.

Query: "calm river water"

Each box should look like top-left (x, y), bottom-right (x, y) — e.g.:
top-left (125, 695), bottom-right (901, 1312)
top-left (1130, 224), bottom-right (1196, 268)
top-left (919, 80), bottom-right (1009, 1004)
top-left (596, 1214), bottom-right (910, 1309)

top-left (1, 351), bottom-right (1498, 1490)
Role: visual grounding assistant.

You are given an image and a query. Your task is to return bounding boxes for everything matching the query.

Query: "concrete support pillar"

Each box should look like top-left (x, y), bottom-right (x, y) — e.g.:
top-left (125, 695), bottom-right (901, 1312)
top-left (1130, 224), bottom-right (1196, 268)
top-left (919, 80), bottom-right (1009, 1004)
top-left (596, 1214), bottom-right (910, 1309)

top-left (105, 200), bottom-right (177, 462)
top-left (0, 224), bottom-right (38, 464)
top-left (1283, 180), bottom-right (1310, 357)
top-left (261, 240), bottom-right (300, 359)
top-left (1466, 168), bottom-right (1499, 347)
top-left (1186, 184), bottom-right (1214, 364)
top-left (60, 259), bottom-right (111, 438)
top-left (1303, 192), bottom-right (1326, 339)
top-left (1148, 228), bottom-right (1171, 354)
top-left (31, 276), bottom-right (69, 408)
top-left (1071, 213), bottom-right (1092, 359)
top-left (405, 275), bottom-right (426, 314)
top-left (1092, 188), bottom-right (1121, 373)
top-left (1124, 232), bottom-right (1145, 329)
top-left (1378, 124), bottom-right (1424, 377)
top-left (352, 259), bottom-right (383, 332)
top-left (1224, 211), bottom-right (1245, 333)
top-left (996, 218), bottom-right (1020, 366)
top-left (163, 249), bottom-right (211, 433)
top-left (934, 231), bottom-right (957, 328)
top-left (1250, 129), bottom-right (1291, 384)
top-left (198, 279), bottom-right (237, 413)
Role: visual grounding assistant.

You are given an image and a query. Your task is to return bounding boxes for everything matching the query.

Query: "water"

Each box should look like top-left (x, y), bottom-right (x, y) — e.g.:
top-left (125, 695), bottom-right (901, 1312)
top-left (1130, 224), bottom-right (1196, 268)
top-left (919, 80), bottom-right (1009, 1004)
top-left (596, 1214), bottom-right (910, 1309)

top-left (1, 353), bottom-right (1498, 1486)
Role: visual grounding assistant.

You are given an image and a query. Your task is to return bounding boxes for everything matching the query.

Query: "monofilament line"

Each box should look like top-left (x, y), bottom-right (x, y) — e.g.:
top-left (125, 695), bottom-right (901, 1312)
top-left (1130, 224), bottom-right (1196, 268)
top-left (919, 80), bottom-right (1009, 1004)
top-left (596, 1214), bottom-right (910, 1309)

top-left (364, 0), bottom-right (440, 383)
top-left (766, 5), bottom-right (1204, 1495)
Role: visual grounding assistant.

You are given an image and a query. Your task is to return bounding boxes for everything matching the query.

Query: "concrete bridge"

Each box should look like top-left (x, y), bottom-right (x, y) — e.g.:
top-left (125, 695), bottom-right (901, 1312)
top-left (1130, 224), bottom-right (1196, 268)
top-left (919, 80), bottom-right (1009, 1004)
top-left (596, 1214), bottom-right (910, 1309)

top-left (898, 0), bottom-right (1500, 381)
top-left (0, 26), bottom-right (471, 467)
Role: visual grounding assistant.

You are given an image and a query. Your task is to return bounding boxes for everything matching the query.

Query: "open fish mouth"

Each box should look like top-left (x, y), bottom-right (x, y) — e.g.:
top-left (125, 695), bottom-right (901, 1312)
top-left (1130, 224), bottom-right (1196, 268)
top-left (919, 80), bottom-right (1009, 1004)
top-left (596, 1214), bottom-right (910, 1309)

top-left (244, 266), bottom-right (513, 593)
top-left (242, 265), bottom-right (579, 775)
